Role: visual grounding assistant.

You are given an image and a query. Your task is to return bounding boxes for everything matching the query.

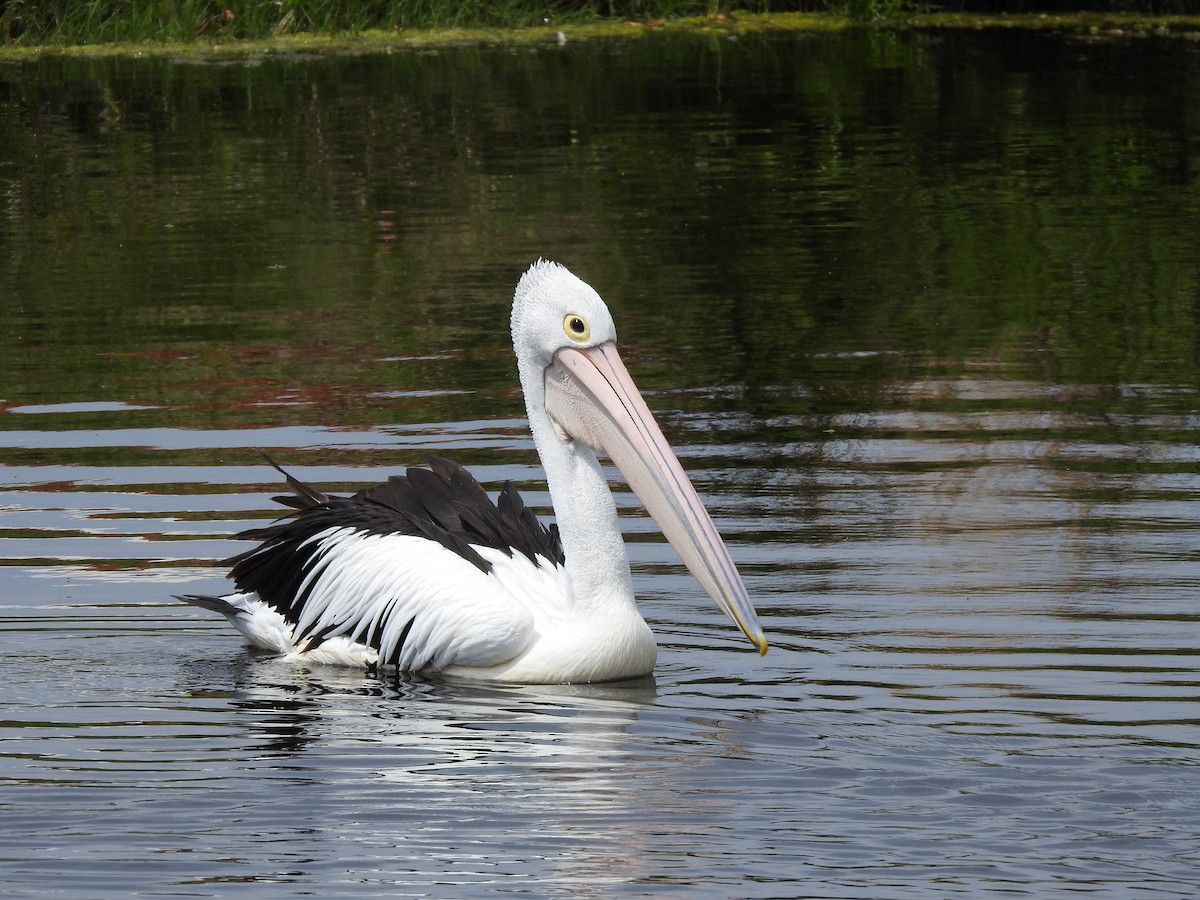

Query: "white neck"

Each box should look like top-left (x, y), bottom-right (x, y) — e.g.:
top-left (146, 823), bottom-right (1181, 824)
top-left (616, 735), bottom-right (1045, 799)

top-left (518, 360), bottom-right (634, 613)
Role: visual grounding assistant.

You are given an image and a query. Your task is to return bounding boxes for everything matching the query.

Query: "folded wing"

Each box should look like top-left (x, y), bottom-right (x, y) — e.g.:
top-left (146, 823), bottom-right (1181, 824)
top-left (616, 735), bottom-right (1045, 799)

top-left (181, 457), bottom-right (566, 672)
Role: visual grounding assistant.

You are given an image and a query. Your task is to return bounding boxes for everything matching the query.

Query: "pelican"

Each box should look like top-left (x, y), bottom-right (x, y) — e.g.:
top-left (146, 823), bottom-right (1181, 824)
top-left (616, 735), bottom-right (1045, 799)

top-left (180, 260), bottom-right (766, 683)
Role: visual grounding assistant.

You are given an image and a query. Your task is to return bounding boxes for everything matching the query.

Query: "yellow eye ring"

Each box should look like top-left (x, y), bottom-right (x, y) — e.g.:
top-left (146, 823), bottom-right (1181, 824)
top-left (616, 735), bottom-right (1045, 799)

top-left (563, 314), bottom-right (590, 342)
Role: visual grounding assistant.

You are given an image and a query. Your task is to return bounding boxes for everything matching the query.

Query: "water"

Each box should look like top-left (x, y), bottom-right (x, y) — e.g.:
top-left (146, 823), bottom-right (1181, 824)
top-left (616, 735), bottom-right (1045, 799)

top-left (2, 26), bottom-right (1200, 897)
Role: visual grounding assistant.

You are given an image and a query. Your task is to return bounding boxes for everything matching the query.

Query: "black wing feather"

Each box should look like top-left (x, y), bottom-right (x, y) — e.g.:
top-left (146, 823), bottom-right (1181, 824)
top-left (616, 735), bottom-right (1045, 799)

top-left (228, 456), bottom-right (564, 637)
top-left (498, 481), bottom-right (563, 565)
top-left (260, 451), bottom-right (329, 509)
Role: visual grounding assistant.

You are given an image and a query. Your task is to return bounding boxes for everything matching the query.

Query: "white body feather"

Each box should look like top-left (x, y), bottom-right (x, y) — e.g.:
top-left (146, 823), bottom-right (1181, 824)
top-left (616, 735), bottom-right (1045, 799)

top-left (211, 527), bottom-right (656, 683)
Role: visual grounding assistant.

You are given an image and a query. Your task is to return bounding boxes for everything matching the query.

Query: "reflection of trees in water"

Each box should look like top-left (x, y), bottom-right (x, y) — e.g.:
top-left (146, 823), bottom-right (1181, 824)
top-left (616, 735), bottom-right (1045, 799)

top-left (5, 30), bottom-right (1197, 422)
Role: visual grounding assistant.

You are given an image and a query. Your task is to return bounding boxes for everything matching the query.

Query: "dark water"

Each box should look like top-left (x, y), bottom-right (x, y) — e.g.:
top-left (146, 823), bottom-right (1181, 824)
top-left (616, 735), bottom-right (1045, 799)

top-left (2, 27), bottom-right (1200, 897)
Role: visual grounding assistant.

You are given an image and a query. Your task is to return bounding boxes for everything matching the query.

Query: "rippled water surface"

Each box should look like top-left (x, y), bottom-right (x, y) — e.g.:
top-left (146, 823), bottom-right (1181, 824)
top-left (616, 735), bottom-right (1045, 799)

top-left (3, 26), bottom-right (1200, 897)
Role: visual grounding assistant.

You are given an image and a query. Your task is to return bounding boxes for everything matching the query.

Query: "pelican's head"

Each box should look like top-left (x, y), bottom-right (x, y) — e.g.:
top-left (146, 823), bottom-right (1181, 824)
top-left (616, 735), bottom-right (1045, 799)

top-left (511, 259), bottom-right (618, 368)
top-left (510, 260), bottom-right (768, 656)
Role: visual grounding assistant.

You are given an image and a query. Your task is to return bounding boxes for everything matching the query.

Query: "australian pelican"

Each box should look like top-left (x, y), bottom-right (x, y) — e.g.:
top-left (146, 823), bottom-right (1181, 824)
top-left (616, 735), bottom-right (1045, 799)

top-left (180, 260), bottom-right (766, 683)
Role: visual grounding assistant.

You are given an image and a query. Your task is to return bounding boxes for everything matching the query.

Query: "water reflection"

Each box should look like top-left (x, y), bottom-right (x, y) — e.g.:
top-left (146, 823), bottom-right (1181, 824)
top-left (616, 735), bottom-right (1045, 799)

top-left (173, 660), bottom-right (688, 891)
top-left (210, 660), bottom-right (658, 762)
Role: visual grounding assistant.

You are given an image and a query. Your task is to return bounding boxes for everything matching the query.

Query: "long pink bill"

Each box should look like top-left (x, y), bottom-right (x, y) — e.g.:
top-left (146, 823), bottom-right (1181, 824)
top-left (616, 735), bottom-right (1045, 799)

top-left (543, 341), bottom-right (767, 654)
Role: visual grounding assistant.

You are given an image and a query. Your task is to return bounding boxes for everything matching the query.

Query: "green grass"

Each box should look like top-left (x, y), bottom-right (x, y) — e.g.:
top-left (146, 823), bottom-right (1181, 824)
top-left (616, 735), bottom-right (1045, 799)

top-left (0, 1), bottom-right (792, 45)
top-left (2, 0), bottom-right (1194, 47)
top-left (833, 0), bottom-right (924, 21)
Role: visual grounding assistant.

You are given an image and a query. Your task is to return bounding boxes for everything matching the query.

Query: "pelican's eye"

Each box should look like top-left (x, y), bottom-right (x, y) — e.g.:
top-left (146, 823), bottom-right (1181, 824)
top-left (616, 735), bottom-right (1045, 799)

top-left (563, 314), bottom-right (590, 342)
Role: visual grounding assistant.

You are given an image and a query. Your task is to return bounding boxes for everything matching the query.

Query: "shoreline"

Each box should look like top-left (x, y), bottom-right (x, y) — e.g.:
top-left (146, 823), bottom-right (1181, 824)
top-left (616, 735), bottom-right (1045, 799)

top-left (2, 11), bottom-right (1200, 61)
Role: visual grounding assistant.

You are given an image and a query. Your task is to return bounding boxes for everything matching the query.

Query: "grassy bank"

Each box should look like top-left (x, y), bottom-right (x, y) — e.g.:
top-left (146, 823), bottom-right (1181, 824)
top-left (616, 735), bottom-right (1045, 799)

top-left (3, 1), bottom-right (779, 45)
top-left (1, 1), bottom-right (1198, 54)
